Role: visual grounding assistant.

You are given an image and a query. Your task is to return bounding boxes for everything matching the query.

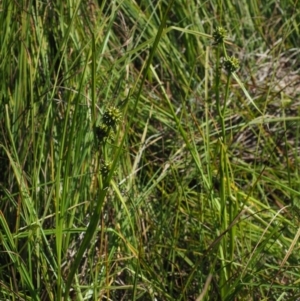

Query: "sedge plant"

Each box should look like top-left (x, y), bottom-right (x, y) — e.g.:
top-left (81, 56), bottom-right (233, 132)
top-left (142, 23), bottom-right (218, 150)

top-left (212, 26), bottom-right (240, 299)
top-left (1, 1), bottom-right (300, 301)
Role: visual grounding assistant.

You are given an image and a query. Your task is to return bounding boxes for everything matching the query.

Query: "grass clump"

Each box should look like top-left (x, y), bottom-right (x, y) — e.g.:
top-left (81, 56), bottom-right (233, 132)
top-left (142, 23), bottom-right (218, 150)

top-left (0, 0), bottom-right (300, 300)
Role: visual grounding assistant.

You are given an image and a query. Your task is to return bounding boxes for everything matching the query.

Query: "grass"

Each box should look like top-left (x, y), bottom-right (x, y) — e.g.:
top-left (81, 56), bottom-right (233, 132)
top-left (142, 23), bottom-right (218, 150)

top-left (0, 0), bottom-right (300, 300)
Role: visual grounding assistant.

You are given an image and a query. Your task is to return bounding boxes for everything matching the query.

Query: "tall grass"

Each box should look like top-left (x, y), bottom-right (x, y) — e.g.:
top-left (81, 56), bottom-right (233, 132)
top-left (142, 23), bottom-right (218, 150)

top-left (0, 0), bottom-right (300, 300)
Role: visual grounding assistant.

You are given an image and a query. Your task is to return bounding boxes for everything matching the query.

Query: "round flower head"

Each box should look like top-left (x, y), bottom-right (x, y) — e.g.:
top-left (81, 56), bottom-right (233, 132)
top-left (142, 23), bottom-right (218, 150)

top-left (95, 124), bottom-right (109, 142)
top-left (223, 56), bottom-right (240, 74)
top-left (213, 27), bottom-right (227, 45)
top-left (103, 106), bottom-right (122, 128)
top-left (100, 161), bottom-right (111, 176)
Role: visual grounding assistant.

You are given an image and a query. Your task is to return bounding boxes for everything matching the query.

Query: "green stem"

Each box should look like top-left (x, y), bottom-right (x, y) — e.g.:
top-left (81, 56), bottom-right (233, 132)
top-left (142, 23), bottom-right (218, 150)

top-left (215, 43), bottom-right (227, 298)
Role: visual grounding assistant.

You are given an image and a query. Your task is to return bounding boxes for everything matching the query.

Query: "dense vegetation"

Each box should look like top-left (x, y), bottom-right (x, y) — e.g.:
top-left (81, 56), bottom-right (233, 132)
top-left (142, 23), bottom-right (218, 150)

top-left (0, 0), bottom-right (300, 300)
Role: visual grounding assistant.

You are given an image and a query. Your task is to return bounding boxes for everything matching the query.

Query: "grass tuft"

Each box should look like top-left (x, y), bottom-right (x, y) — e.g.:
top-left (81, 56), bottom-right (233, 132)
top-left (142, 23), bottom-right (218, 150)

top-left (0, 0), bottom-right (300, 300)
